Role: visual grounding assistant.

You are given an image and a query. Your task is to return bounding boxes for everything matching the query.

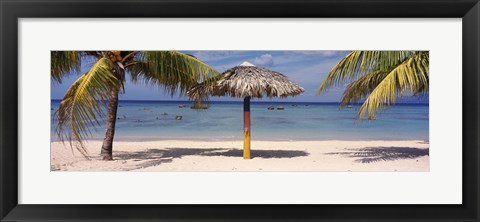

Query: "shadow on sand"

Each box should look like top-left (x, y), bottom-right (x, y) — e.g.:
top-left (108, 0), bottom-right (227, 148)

top-left (326, 146), bottom-right (429, 163)
top-left (114, 148), bottom-right (309, 168)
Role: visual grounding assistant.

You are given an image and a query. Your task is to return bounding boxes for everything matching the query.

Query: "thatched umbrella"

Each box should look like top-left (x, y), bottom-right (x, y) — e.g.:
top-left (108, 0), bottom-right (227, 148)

top-left (188, 61), bottom-right (304, 159)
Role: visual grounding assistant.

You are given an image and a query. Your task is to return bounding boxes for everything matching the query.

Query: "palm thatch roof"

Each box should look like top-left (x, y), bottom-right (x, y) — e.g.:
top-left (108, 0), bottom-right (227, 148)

top-left (187, 62), bottom-right (304, 99)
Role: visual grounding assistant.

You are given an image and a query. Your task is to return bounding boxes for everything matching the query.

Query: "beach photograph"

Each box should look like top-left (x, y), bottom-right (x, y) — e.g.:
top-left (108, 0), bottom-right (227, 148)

top-left (50, 50), bottom-right (429, 171)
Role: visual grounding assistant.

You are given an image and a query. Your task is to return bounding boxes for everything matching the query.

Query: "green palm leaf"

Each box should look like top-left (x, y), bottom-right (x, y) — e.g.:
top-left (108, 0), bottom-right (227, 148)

top-left (340, 70), bottom-right (389, 106)
top-left (357, 52), bottom-right (429, 119)
top-left (51, 51), bottom-right (82, 83)
top-left (318, 51), bottom-right (428, 120)
top-left (55, 57), bottom-right (120, 156)
top-left (127, 51), bottom-right (220, 96)
top-left (318, 51), bottom-right (417, 93)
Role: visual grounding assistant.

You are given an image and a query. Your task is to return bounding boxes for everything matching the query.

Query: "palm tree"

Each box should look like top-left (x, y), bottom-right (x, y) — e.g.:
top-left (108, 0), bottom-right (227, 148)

top-left (317, 51), bottom-right (429, 120)
top-left (52, 51), bottom-right (219, 160)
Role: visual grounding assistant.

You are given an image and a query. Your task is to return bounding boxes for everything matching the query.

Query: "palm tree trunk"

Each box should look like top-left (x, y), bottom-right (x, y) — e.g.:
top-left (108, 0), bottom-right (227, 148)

top-left (100, 85), bottom-right (120, 160)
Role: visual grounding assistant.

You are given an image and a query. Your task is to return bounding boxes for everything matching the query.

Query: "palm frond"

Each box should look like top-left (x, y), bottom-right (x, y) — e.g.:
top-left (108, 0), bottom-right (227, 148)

top-left (357, 52), bottom-right (429, 119)
top-left (51, 51), bottom-right (83, 83)
top-left (318, 51), bottom-right (417, 93)
top-left (340, 70), bottom-right (388, 106)
top-left (55, 57), bottom-right (120, 156)
top-left (127, 51), bottom-right (220, 96)
top-left (186, 78), bottom-right (218, 102)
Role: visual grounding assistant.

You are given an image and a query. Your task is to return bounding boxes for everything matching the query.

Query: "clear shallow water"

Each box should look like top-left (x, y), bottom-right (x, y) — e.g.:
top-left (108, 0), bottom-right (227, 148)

top-left (51, 100), bottom-right (429, 141)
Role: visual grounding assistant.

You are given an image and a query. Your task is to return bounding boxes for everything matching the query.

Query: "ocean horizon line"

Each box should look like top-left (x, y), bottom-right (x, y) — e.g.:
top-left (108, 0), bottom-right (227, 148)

top-left (51, 99), bottom-right (429, 105)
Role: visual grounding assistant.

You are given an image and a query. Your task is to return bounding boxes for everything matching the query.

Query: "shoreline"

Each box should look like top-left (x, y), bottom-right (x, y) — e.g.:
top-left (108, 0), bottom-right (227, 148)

top-left (51, 139), bottom-right (429, 172)
top-left (51, 136), bottom-right (430, 143)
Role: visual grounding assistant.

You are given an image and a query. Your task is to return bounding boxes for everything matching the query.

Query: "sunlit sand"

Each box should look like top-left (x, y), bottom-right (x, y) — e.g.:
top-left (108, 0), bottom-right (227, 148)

top-left (51, 140), bottom-right (429, 172)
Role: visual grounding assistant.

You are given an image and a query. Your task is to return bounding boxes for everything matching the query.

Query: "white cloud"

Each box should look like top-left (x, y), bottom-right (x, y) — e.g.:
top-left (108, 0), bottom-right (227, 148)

top-left (287, 50), bottom-right (344, 57)
top-left (192, 51), bottom-right (246, 62)
top-left (252, 54), bottom-right (274, 66)
top-left (267, 51), bottom-right (347, 67)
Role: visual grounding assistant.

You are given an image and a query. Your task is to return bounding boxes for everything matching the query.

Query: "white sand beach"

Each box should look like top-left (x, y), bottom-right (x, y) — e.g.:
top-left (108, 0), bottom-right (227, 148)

top-left (51, 140), bottom-right (429, 172)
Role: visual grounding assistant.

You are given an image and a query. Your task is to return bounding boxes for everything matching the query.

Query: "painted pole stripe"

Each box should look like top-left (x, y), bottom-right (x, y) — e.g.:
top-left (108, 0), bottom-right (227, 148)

top-left (243, 129), bottom-right (251, 159)
top-left (244, 96), bottom-right (250, 111)
top-left (243, 96), bottom-right (251, 159)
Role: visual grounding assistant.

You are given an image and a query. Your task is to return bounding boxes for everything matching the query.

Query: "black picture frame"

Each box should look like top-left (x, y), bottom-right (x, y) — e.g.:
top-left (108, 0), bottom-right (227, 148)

top-left (1, 0), bottom-right (479, 221)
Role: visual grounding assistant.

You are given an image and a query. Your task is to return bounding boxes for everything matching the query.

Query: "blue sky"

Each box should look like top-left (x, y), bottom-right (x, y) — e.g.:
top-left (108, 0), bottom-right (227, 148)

top-left (51, 51), bottom-right (428, 103)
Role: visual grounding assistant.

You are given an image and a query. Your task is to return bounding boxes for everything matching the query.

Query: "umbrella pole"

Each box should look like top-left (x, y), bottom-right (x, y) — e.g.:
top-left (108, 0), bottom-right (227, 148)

top-left (243, 96), bottom-right (251, 159)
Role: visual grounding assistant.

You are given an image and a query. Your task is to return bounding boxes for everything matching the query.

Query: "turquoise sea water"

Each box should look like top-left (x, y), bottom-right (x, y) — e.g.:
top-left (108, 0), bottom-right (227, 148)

top-left (50, 100), bottom-right (429, 141)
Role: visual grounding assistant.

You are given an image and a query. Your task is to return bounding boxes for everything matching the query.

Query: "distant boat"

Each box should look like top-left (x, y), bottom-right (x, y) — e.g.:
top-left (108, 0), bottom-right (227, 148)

top-left (347, 105), bottom-right (353, 108)
top-left (277, 106), bottom-right (285, 110)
